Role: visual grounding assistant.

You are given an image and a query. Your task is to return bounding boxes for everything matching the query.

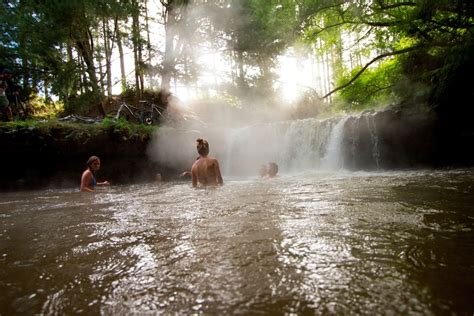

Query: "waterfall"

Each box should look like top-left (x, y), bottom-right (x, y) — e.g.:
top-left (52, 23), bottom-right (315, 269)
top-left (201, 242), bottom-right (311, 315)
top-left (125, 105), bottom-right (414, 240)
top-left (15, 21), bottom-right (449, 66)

top-left (219, 117), bottom-right (345, 175)
top-left (365, 114), bottom-right (380, 169)
top-left (321, 117), bottom-right (348, 170)
top-left (151, 111), bottom-right (400, 175)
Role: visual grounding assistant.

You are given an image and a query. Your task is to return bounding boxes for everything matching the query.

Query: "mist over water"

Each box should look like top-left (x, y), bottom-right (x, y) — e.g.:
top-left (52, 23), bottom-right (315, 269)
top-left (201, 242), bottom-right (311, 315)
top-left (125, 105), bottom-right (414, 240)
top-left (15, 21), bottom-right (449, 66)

top-left (147, 105), bottom-right (379, 176)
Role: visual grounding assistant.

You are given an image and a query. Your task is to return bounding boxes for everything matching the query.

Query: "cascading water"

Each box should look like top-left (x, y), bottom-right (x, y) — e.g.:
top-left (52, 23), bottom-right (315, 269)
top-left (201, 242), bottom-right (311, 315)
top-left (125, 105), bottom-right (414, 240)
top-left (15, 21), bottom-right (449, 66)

top-left (321, 117), bottom-right (348, 170)
top-left (150, 108), bottom-right (432, 175)
top-left (365, 114), bottom-right (380, 169)
top-left (190, 117), bottom-right (349, 176)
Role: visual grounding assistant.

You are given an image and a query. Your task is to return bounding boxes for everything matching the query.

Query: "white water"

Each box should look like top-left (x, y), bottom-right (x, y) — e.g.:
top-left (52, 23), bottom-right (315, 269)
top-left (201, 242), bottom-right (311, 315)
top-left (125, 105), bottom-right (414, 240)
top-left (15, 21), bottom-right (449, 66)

top-left (321, 117), bottom-right (348, 170)
top-left (365, 114), bottom-right (380, 169)
top-left (149, 114), bottom-right (383, 175)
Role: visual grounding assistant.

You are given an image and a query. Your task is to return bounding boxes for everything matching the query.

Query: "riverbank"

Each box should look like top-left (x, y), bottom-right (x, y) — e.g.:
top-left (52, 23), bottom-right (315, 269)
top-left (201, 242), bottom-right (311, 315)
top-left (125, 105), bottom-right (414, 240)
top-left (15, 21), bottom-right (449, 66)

top-left (0, 120), bottom-right (165, 191)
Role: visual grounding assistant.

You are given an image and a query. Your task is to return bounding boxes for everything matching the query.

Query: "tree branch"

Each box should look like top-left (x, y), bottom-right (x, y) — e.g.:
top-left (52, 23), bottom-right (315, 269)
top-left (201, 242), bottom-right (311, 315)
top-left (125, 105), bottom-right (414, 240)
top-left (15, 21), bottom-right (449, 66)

top-left (375, 1), bottom-right (416, 10)
top-left (322, 45), bottom-right (422, 99)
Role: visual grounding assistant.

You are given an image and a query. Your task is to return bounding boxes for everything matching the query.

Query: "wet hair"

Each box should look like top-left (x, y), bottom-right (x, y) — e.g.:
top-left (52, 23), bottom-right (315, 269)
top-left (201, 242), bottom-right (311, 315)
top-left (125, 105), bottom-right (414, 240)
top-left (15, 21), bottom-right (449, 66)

top-left (86, 156), bottom-right (100, 170)
top-left (268, 162), bottom-right (278, 176)
top-left (196, 138), bottom-right (209, 156)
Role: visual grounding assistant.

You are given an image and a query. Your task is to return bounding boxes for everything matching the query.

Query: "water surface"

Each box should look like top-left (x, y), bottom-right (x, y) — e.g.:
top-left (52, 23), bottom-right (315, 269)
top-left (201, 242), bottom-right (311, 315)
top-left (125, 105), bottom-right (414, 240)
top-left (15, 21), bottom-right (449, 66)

top-left (1, 170), bottom-right (473, 314)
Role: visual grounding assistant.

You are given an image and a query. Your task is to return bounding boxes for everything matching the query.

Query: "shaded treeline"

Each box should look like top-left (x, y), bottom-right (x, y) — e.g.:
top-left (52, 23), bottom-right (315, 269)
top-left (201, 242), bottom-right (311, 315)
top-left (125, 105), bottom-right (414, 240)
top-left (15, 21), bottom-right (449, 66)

top-left (0, 0), bottom-right (473, 123)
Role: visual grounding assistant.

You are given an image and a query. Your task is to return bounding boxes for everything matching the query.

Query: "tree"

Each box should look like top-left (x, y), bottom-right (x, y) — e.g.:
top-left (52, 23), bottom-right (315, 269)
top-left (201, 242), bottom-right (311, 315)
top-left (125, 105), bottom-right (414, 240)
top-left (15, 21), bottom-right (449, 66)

top-left (160, 0), bottom-right (191, 91)
top-left (299, 0), bottom-right (474, 108)
top-left (204, 0), bottom-right (298, 103)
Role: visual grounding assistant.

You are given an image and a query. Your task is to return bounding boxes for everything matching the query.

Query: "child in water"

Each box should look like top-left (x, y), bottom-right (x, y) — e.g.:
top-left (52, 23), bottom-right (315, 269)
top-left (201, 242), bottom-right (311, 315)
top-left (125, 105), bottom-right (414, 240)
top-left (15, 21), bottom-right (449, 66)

top-left (80, 156), bottom-right (110, 192)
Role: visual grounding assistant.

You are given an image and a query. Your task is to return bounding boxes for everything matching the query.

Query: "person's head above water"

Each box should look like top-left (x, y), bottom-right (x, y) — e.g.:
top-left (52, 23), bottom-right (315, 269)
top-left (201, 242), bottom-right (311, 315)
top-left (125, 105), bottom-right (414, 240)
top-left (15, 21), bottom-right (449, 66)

top-left (267, 162), bottom-right (279, 177)
top-left (86, 155), bottom-right (101, 171)
top-left (196, 138), bottom-right (209, 156)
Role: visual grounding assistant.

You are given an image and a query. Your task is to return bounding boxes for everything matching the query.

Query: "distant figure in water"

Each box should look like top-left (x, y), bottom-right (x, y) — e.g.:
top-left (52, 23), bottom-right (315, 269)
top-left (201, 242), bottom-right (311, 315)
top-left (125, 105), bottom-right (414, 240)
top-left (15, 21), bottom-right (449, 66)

top-left (80, 156), bottom-right (110, 192)
top-left (260, 162), bottom-right (279, 178)
top-left (259, 164), bottom-right (268, 177)
top-left (191, 138), bottom-right (223, 187)
top-left (267, 162), bottom-right (279, 177)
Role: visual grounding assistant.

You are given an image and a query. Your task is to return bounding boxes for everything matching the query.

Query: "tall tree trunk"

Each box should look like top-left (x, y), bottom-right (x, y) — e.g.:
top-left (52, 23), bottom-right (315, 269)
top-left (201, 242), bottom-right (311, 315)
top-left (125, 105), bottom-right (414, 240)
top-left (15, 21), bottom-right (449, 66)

top-left (74, 27), bottom-right (104, 115)
top-left (103, 18), bottom-right (113, 97)
top-left (132, 0), bottom-right (142, 99)
top-left (237, 50), bottom-right (245, 89)
top-left (96, 30), bottom-right (105, 94)
top-left (78, 54), bottom-right (86, 94)
top-left (114, 17), bottom-right (127, 93)
top-left (18, 0), bottom-right (30, 91)
top-left (144, 0), bottom-right (153, 88)
top-left (161, 1), bottom-right (177, 91)
top-left (43, 74), bottom-right (49, 102)
top-left (138, 37), bottom-right (144, 94)
top-left (325, 50), bottom-right (332, 102)
top-left (318, 39), bottom-right (328, 96)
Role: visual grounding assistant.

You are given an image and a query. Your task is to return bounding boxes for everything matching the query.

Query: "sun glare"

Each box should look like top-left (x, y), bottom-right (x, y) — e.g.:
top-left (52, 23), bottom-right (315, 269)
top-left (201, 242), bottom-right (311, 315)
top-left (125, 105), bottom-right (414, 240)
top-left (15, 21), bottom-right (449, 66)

top-left (276, 54), bottom-right (298, 102)
top-left (276, 51), bottom-right (316, 103)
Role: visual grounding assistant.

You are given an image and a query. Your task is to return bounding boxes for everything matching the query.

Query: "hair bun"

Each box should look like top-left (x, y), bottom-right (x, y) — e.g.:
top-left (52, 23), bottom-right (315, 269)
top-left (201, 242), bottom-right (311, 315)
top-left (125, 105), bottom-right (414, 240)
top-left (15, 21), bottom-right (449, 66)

top-left (196, 138), bottom-right (204, 143)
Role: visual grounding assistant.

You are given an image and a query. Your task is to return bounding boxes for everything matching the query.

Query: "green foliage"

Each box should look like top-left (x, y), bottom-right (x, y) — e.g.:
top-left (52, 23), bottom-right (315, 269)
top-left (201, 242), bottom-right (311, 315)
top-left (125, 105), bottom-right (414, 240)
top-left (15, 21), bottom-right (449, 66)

top-left (207, 0), bottom-right (298, 95)
top-left (427, 32), bottom-right (474, 124)
top-left (28, 95), bottom-right (64, 119)
top-left (298, 0), bottom-right (474, 114)
top-left (334, 58), bottom-right (402, 112)
top-left (3, 0), bottom-right (474, 119)
top-left (63, 91), bottom-right (101, 116)
top-left (101, 116), bottom-right (156, 137)
top-left (1, 118), bottom-right (154, 142)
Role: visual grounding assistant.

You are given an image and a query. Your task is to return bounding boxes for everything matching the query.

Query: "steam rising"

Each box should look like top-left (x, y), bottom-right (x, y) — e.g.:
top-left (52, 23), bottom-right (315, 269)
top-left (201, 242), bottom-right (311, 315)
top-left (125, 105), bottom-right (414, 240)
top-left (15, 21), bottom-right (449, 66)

top-left (144, 2), bottom-right (404, 177)
top-left (147, 98), bottom-right (345, 177)
top-left (146, 101), bottom-right (298, 177)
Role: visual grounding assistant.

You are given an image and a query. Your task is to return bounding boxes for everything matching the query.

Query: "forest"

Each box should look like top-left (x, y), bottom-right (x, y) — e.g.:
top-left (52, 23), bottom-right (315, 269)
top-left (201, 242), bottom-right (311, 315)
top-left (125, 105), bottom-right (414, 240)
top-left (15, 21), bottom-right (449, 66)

top-left (1, 0), bottom-right (473, 127)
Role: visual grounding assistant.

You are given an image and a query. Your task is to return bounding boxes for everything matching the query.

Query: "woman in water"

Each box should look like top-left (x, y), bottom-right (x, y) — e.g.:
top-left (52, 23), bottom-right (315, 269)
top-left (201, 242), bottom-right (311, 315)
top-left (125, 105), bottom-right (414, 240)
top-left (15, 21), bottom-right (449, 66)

top-left (80, 156), bottom-right (110, 192)
top-left (191, 139), bottom-right (223, 187)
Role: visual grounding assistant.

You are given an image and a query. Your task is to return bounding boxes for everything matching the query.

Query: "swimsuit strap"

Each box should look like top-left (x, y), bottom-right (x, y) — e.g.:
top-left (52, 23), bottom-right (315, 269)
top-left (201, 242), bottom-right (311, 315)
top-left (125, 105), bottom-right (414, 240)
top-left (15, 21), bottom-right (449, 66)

top-left (90, 174), bottom-right (97, 187)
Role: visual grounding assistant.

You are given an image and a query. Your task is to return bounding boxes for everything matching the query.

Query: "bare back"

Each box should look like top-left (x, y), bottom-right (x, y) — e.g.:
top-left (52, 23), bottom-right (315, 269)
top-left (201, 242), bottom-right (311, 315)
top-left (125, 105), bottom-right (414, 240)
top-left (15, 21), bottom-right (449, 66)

top-left (191, 156), bottom-right (223, 187)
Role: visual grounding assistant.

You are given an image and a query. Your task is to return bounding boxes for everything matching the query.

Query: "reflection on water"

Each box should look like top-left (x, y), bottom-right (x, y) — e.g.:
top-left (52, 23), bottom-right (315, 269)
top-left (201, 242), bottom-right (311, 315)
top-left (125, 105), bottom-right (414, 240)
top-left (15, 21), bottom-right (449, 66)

top-left (0, 170), bottom-right (473, 314)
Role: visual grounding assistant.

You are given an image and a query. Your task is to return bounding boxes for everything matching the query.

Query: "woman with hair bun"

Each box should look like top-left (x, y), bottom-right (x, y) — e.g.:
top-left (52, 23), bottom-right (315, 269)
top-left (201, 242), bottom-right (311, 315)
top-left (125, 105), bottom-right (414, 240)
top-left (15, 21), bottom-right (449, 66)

top-left (191, 138), bottom-right (223, 187)
top-left (80, 156), bottom-right (110, 192)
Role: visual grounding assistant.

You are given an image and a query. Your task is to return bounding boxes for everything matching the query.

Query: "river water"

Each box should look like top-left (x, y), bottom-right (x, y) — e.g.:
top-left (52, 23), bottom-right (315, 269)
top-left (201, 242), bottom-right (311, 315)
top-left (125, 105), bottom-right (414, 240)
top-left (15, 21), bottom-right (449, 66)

top-left (1, 169), bottom-right (473, 314)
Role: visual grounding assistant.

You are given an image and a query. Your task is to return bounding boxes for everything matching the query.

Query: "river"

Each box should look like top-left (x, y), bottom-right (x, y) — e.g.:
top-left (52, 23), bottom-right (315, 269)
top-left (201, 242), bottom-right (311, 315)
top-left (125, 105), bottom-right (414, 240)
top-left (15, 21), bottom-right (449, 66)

top-left (1, 169), bottom-right (473, 314)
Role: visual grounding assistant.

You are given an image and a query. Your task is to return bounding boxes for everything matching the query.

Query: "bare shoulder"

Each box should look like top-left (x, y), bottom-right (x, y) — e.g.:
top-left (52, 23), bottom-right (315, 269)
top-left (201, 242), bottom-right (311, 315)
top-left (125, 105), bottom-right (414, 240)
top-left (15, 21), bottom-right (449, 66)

top-left (82, 169), bottom-right (91, 178)
top-left (209, 157), bottom-right (220, 164)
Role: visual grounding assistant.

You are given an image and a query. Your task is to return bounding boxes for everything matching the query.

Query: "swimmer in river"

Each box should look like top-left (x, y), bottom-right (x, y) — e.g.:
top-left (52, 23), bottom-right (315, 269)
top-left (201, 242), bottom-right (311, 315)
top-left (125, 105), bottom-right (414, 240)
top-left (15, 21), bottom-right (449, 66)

top-left (260, 162), bottom-right (279, 178)
top-left (191, 138), bottom-right (223, 187)
top-left (80, 156), bottom-right (110, 192)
